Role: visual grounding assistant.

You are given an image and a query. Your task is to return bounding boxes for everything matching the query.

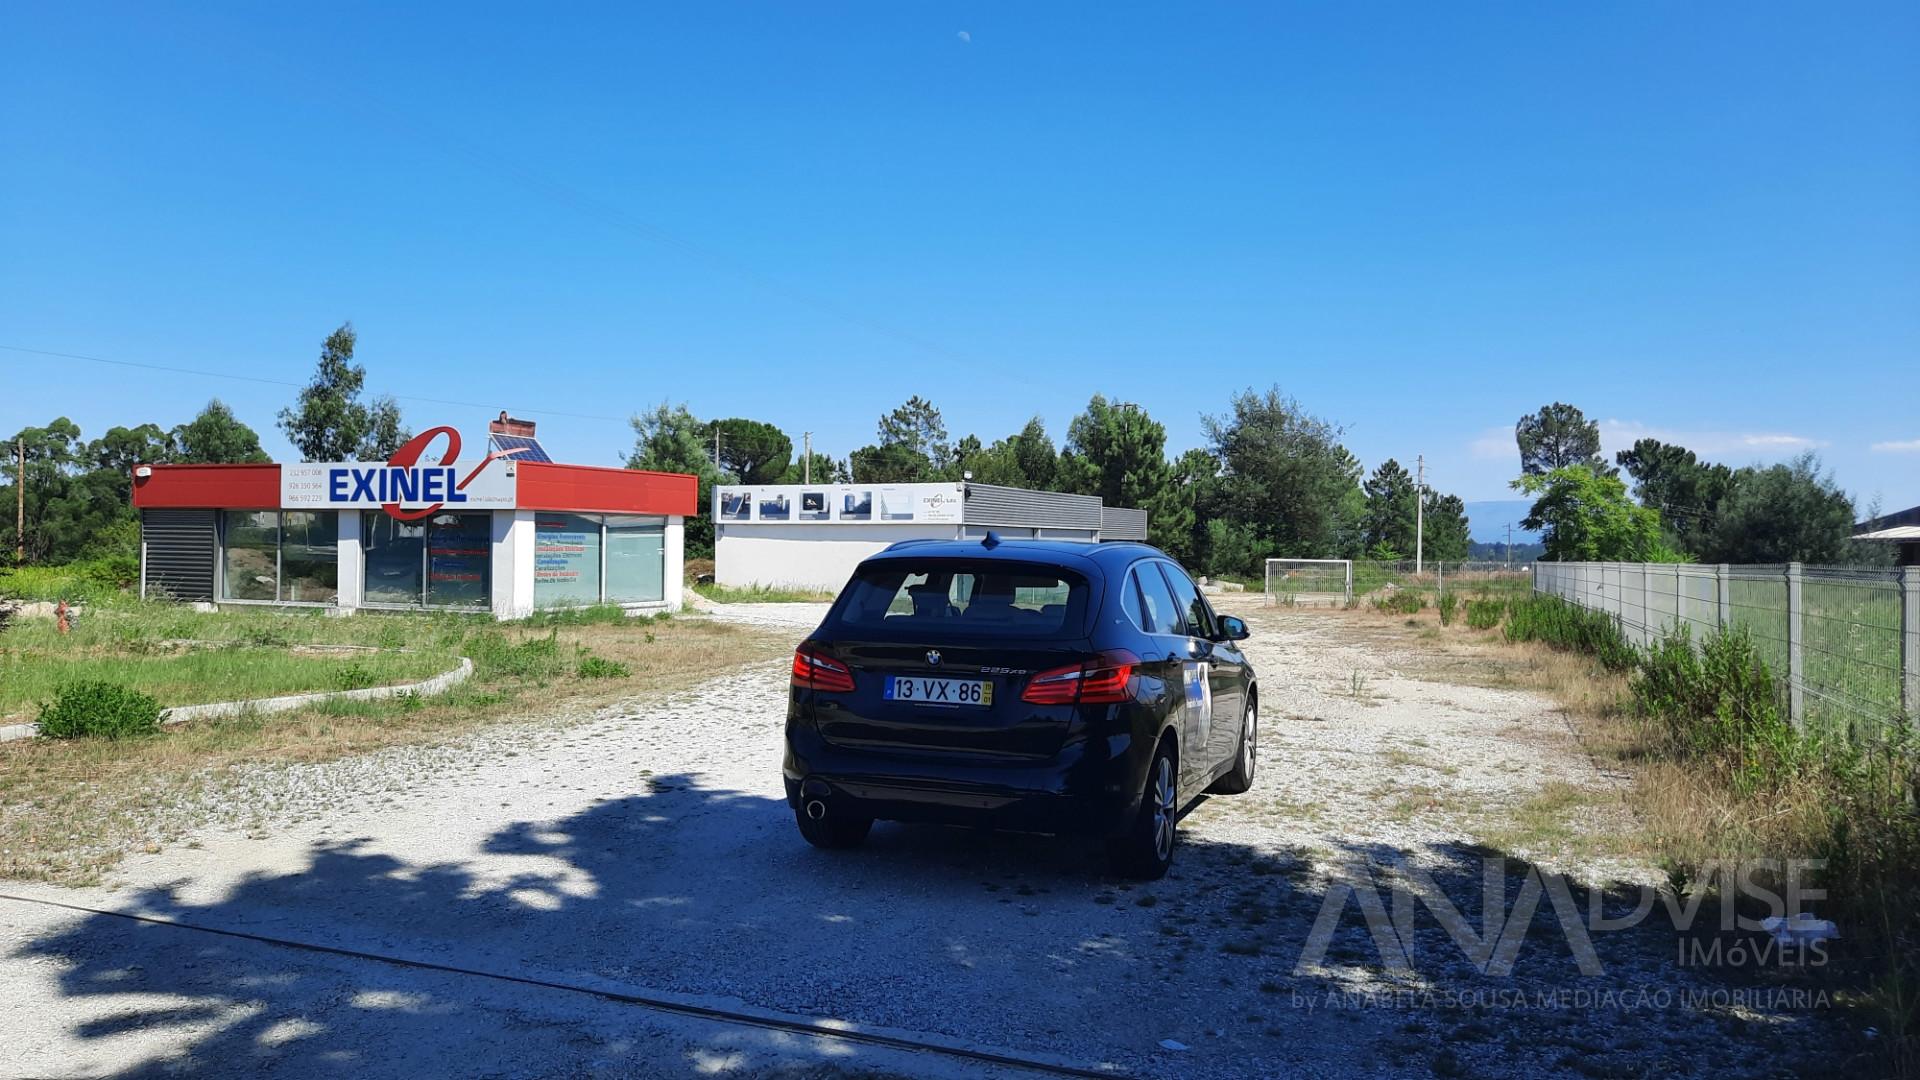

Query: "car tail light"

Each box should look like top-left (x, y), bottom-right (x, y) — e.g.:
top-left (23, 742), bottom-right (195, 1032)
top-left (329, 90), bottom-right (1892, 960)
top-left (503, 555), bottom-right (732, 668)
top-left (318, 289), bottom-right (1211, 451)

top-left (792, 646), bottom-right (855, 692)
top-left (1022, 650), bottom-right (1139, 705)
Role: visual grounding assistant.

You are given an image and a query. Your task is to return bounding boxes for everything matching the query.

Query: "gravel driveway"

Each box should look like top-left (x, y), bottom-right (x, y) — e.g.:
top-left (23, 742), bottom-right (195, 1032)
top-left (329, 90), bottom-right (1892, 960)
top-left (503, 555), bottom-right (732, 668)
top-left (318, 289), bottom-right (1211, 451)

top-left (0, 603), bottom-right (1837, 1078)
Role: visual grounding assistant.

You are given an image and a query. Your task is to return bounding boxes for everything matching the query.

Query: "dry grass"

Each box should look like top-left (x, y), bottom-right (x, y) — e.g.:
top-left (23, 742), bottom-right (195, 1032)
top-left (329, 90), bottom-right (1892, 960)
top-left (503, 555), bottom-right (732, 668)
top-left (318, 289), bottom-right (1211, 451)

top-left (0, 615), bottom-right (791, 884)
top-left (1309, 601), bottom-right (1919, 1075)
top-left (1477, 781), bottom-right (1643, 864)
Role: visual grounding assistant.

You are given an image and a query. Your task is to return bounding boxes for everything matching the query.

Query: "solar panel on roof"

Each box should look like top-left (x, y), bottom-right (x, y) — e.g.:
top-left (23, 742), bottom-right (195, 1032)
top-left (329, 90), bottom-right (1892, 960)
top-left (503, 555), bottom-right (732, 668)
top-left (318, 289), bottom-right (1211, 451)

top-left (489, 434), bottom-right (553, 463)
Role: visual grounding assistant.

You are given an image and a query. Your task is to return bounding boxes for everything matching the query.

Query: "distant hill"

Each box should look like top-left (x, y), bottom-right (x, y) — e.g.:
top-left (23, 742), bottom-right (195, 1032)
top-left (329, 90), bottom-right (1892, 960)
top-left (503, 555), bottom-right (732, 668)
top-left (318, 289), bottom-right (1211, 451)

top-left (1463, 500), bottom-right (1540, 544)
top-left (1469, 540), bottom-right (1545, 563)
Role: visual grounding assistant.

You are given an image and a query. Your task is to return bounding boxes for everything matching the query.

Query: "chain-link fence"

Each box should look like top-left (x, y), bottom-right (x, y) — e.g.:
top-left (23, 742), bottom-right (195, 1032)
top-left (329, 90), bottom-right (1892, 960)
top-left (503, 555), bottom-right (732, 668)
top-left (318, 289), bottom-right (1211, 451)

top-left (1353, 560), bottom-right (1533, 601)
top-left (1262, 559), bottom-right (1533, 607)
top-left (1534, 561), bottom-right (1920, 739)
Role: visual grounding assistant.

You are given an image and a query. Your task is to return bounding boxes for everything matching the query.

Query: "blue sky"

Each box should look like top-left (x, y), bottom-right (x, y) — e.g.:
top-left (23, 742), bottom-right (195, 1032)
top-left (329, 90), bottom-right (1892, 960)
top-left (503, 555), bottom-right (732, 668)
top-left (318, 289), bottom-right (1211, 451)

top-left (4, 3), bottom-right (1917, 527)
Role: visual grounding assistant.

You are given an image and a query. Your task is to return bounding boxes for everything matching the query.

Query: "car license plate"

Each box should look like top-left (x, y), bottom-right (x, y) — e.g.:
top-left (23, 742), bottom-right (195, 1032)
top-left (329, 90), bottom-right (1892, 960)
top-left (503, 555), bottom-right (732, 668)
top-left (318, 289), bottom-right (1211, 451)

top-left (885, 676), bottom-right (992, 706)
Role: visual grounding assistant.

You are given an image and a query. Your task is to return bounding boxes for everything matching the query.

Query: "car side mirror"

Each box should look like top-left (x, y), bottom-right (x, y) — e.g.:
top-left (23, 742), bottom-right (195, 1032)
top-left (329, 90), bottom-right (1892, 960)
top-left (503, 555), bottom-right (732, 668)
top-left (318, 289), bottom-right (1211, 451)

top-left (1216, 615), bottom-right (1249, 641)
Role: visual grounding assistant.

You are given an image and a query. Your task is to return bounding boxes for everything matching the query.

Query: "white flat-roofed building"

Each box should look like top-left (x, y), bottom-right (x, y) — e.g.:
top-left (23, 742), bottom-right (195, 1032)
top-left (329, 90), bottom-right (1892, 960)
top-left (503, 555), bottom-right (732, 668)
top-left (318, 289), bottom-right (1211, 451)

top-left (713, 481), bottom-right (1148, 593)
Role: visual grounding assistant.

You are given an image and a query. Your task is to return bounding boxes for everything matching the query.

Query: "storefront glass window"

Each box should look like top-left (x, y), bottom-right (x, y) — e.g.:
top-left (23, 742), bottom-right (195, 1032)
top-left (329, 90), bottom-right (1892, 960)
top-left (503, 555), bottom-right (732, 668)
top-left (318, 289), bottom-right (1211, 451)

top-left (426, 513), bottom-right (492, 608)
top-left (534, 514), bottom-right (602, 607)
top-left (605, 516), bottom-right (666, 603)
top-left (222, 511), bottom-right (279, 600)
top-left (281, 512), bottom-right (339, 603)
top-left (362, 511), bottom-right (425, 605)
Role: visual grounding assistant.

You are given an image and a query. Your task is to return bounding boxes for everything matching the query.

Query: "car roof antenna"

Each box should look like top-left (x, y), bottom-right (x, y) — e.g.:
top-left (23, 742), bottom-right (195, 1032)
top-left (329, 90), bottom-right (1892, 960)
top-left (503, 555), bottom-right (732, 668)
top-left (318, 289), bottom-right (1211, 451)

top-left (981, 529), bottom-right (1001, 550)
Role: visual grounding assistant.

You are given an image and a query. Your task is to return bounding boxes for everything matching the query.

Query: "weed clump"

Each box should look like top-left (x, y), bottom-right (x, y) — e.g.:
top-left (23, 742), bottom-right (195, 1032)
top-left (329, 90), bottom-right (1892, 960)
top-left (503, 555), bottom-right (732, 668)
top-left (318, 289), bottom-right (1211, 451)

top-left (465, 630), bottom-right (566, 681)
top-left (575, 655), bottom-right (631, 679)
top-left (1633, 626), bottom-right (1793, 784)
top-left (330, 662), bottom-right (379, 692)
top-left (1372, 590), bottom-right (1424, 615)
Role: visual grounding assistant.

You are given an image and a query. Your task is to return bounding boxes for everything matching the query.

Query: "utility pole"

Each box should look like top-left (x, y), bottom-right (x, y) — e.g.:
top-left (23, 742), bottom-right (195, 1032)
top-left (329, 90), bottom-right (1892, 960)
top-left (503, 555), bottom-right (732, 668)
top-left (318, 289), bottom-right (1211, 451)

top-left (803, 432), bottom-right (812, 484)
top-left (1414, 454), bottom-right (1426, 576)
top-left (14, 437), bottom-right (23, 565)
top-left (1506, 522), bottom-right (1513, 571)
top-left (712, 425), bottom-right (721, 471)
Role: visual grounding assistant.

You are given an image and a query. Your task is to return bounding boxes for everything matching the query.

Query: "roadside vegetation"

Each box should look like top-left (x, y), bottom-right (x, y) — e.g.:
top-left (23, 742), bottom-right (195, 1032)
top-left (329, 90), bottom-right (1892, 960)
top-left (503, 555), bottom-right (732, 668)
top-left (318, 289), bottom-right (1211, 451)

top-left (1344, 591), bottom-right (1918, 1076)
top-left (691, 581), bottom-right (836, 604)
top-left (1, 607), bottom-right (457, 725)
top-left (0, 569), bottom-right (792, 885)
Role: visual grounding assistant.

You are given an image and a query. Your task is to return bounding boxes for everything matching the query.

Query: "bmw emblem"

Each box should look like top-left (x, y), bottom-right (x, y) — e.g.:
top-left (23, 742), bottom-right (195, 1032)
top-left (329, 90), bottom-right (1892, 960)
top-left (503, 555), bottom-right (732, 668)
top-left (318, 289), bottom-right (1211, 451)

top-left (926, 650), bottom-right (942, 667)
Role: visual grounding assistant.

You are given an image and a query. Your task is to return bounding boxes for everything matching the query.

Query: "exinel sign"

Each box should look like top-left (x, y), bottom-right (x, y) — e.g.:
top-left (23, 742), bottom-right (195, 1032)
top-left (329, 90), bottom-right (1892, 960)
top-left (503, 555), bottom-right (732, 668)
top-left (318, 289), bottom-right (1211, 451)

top-left (281, 426), bottom-right (521, 520)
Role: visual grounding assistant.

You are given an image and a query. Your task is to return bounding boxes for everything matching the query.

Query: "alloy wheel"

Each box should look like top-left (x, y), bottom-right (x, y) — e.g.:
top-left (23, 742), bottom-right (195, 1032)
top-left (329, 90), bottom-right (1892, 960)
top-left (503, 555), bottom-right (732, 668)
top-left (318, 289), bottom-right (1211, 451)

top-left (1152, 755), bottom-right (1176, 861)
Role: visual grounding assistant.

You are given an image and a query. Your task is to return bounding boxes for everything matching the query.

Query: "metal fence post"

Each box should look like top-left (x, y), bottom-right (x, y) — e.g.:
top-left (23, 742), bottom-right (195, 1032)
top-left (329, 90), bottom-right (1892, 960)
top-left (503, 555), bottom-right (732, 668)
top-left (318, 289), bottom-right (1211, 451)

top-left (1641, 563), bottom-right (1654, 646)
top-left (1717, 564), bottom-right (1730, 629)
top-left (1902, 566), bottom-right (1919, 728)
top-left (1786, 562), bottom-right (1805, 731)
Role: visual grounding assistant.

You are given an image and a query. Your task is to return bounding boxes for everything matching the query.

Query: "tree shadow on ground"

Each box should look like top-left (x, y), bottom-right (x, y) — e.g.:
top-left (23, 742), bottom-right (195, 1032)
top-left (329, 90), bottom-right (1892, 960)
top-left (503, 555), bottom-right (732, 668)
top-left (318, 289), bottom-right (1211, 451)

top-left (13, 773), bottom-right (1852, 1079)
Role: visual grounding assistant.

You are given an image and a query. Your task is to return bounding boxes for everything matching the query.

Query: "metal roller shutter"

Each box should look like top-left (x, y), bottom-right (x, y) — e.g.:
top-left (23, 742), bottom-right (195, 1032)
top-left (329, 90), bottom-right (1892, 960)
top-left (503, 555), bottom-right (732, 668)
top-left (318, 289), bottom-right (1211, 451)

top-left (141, 509), bottom-right (217, 601)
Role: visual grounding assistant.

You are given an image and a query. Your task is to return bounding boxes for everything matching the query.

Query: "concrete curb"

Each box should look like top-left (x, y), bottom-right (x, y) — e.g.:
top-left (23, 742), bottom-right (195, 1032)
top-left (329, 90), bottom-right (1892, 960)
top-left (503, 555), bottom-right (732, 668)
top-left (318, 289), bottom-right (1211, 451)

top-left (0, 657), bottom-right (473, 743)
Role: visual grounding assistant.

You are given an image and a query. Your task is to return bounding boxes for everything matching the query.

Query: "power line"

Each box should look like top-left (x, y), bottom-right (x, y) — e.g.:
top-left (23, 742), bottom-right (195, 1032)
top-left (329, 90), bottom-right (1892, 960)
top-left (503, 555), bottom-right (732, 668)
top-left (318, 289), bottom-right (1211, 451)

top-left (0, 344), bottom-right (633, 427)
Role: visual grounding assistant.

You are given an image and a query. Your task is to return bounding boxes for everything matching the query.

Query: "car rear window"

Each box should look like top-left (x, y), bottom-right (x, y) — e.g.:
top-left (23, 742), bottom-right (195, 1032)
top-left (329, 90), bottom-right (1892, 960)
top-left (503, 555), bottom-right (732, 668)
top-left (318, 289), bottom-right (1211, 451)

top-left (835, 561), bottom-right (1091, 637)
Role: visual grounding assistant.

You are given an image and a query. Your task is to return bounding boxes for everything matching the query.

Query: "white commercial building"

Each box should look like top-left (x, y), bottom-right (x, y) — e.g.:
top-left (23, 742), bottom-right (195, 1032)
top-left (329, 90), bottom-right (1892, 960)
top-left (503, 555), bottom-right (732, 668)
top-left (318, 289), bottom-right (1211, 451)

top-left (713, 481), bottom-right (1148, 593)
top-left (133, 416), bottom-right (697, 620)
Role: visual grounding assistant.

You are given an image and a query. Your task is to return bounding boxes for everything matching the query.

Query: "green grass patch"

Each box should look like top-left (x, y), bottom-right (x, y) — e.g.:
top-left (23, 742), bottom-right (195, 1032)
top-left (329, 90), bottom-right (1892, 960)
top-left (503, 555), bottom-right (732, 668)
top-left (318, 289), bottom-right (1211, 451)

top-left (1, 636), bottom-right (454, 723)
top-left (0, 599), bottom-right (479, 723)
top-left (692, 581), bottom-right (836, 604)
top-left (521, 603), bottom-right (663, 627)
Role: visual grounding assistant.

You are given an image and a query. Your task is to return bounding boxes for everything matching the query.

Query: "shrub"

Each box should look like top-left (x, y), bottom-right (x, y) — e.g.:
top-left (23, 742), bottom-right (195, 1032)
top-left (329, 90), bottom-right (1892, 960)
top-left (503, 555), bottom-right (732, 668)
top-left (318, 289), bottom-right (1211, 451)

top-left (576, 655), bottom-right (632, 679)
top-left (1465, 598), bottom-right (1504, 630)
top-left (76, 552), bottom-right (139, 591)
top-left (1632, 625), bottom-right (1794, 788)
top-left (1502, 594), bottom-right (1634, 671)
top-left (1436, 591), bottom-right (1459, 626)
top-left (37, 681), bottom-right (163, 739)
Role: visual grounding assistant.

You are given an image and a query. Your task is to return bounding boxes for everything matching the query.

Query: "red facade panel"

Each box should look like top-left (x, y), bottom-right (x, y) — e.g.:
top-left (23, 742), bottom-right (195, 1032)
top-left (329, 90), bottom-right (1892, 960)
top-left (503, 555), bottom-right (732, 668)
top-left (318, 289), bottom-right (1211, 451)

top-left (515, 462), bottom-right (697, 516)
top-left (132, 464), bottom-right (281, 509)
top-left (129, 461), bottom-right (694, 516)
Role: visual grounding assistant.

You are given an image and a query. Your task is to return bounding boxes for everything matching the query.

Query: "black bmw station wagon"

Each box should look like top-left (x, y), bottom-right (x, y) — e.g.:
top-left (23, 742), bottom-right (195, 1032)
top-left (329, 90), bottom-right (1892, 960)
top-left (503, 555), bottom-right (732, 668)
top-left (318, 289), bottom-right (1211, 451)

top-left (784, 535), bottom-right (1257, 879)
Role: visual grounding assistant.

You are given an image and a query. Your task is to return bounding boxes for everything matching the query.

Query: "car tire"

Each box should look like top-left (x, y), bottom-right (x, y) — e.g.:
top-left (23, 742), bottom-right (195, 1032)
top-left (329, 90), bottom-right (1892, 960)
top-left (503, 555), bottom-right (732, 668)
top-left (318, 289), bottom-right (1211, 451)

top-left (795, 805), bottom-right (873, 850)
top-left (1208, 697), bottom-right (1257, 795)
top-left (1109, 743), bottom-right (1177, 880)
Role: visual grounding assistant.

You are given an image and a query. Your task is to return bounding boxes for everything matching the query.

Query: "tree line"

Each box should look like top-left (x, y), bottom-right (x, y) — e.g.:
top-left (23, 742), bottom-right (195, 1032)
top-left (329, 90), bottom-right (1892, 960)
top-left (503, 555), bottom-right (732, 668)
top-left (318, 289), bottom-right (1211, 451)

top-left (1511, 401), bottom-right (1883, 565)
top-left (6, 321), bottom-right (1486, 580)
top-left (4, 323), bottom-right (398, 566)
top-left (630, 387), bottom-right (1475, 575)
top-left (30, 321), bottom-right (1880, 582)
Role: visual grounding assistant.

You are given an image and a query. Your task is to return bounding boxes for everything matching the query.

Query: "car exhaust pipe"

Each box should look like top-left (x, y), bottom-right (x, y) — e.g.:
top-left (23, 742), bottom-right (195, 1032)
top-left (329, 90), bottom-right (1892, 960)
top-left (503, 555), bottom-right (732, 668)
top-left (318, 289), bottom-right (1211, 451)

top-left (804, 799), bottom-right (829, 821)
